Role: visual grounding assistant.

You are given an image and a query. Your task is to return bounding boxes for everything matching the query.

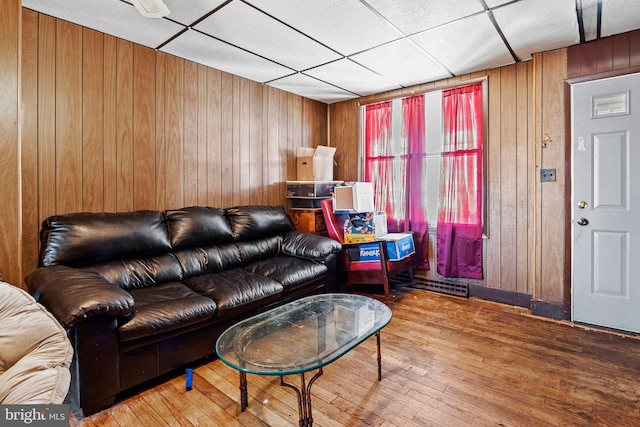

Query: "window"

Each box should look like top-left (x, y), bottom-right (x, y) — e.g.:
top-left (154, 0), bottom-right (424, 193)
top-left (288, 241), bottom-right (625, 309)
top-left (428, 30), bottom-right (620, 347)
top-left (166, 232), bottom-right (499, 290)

top-left (361, 81), bottom-right (485, 279)
top-left (362, 91), bottom-right (462, 227)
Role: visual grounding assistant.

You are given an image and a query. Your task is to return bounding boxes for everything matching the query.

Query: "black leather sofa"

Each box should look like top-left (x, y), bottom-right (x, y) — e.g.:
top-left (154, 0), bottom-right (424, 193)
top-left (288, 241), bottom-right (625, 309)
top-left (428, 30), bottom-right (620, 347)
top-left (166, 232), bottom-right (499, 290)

top-left (25, 205), bottom-right (341, 416)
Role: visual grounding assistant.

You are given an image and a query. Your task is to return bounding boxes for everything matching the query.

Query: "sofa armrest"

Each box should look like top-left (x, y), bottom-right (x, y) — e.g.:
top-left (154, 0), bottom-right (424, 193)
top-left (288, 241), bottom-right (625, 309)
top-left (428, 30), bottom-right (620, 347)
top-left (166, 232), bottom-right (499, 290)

top-left (25, 265), bottom-right (134, 329)
top-left (282, 231), bottom-right (342, 261)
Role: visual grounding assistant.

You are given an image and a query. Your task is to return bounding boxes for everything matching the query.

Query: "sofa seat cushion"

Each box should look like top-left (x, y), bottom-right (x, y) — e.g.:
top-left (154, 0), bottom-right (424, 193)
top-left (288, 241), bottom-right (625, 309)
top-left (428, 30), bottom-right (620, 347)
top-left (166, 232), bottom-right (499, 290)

top-left (183, 269), bottom-right (283, 318)
top-left (119, 282), bottom-right (217, 342)
top-left (244, 256), bottom-right (328, 293)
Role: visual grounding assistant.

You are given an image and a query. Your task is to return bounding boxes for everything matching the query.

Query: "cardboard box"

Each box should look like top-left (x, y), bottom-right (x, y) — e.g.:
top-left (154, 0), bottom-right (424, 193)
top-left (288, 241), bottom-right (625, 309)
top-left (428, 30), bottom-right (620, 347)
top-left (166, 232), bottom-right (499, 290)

top-left (343, 211), bottom-right (387, 244)
top-left (296, 146), bottom-right (336, 181)
top-left (333, 182), bottom-right (375, 213)
top-left (346, 232), bottom-right (415, 262)
top-left (286, 180), bottom-right (342, 198)
top-left (380, 233), bottom-right (415, 260)
top-left (346, 242), bottom-right (384, 262)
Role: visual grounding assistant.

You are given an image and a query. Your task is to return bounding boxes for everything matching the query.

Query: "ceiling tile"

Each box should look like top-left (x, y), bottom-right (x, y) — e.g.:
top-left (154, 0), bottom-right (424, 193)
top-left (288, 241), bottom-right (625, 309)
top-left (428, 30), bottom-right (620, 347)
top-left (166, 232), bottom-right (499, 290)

top-left (364, 0), bottom-right (484, 35)
top-left (350, 39), bottom-right (451, 87)
top-left (304, 59), bottom-right (402, 96)
top-left (267, 74), bottom-right (359, 104)
top-left (601, 0), bottom-right (640, 38)
top-left (411, 13), bottom-right (515, 75)
top-left (484, 0), bottom-right (517, 8)
top-left (195, 1), bottom-right (341, 70)
top-left (245, 0), bottom-right (403, 56)
top-left (160, 29), bottom-right (293, 83)
top-left (492, 0), bottom-right (579, 60)
top-left (22, 0), bottom-right (184, 49)
top-left (162, 0), bottom-right (228, 26)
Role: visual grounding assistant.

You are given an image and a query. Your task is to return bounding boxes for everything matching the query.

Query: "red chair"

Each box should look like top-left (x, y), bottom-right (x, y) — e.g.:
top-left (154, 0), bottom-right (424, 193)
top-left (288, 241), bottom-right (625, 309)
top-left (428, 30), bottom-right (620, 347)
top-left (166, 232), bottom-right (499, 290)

top-left (321, 199), bottom-right (414, 298)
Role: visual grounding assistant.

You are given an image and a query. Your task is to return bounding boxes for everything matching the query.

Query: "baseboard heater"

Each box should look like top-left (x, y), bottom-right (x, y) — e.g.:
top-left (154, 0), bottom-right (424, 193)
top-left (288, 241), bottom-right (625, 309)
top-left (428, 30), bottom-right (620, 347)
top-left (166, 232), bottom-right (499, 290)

top-left (391, 272), bottom-right (469, 298)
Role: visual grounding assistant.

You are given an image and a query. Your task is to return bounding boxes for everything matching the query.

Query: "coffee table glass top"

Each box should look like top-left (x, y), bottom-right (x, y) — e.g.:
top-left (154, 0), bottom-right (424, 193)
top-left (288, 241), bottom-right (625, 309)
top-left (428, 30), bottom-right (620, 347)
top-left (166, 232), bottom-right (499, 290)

top-left (216, 293), bottom-right (392, 376)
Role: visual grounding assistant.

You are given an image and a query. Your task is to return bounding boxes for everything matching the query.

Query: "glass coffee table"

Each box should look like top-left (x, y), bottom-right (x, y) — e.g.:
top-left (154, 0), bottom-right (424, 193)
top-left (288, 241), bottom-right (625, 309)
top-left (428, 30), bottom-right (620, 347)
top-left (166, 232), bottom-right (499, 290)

top-left (216, 293), bottom-right (392, 427)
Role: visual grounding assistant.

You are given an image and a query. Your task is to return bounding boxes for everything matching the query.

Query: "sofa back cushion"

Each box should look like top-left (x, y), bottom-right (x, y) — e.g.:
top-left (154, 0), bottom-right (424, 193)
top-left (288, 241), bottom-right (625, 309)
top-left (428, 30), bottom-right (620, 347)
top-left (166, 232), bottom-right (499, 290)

top-left (236, 236), bottom-right (283, 264)
top-left (226, 205), bottom-right (293, 242)
top-left (85, 254), bottom-right (183, 290)
top-left (39, 210), bottom-right (171, 268)
top-left (174, 243), bottom-right (244, 278)
top-left (165, 206), bottom-right (234, 251)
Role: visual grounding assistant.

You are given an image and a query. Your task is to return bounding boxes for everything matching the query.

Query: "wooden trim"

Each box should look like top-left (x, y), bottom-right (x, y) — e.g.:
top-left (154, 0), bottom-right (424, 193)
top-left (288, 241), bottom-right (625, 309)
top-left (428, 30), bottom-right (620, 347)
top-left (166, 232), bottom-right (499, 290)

top-left (486, 67), bottom-right (501, 290)
top-left (565, 65), bottom-right (640, 85)
top-left (469, 284), bottom-right (532, 308)
top-left (563, 79), bottom-right (573, 320)
top-left (533, 53), bottom-right (543, 301)
top-left (530, 299), bottom-right (566, 320)
top-left (469, 284), bottom-right (566, 320)
top-left (357, 76), bottom-right (488, 106)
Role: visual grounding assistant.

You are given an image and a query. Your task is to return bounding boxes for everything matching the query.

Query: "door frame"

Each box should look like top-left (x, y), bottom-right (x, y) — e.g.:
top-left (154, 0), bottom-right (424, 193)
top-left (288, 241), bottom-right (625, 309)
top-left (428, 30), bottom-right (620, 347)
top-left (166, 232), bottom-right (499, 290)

top-left (564, 67), bottom-right (640, 322)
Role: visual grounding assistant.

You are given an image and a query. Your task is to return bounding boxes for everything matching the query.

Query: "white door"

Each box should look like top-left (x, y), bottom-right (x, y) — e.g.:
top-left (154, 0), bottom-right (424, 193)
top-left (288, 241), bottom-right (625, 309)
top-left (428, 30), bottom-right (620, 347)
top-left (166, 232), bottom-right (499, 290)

top-left (571, 72), bottom-right (640, 333)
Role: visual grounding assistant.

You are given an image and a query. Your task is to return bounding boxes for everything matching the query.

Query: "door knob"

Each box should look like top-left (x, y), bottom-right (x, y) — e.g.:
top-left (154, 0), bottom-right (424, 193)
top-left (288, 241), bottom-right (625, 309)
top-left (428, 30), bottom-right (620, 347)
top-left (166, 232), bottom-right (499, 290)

top-left (578, 201), bottom-right (587, 209)
top-left (577, 218), bottom-right (589, 226)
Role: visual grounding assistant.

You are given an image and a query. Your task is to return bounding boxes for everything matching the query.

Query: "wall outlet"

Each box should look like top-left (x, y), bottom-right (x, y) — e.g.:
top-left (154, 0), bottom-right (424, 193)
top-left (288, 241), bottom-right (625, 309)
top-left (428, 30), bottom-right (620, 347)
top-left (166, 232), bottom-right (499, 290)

top-left (540, 169), bottom-right (556, 182)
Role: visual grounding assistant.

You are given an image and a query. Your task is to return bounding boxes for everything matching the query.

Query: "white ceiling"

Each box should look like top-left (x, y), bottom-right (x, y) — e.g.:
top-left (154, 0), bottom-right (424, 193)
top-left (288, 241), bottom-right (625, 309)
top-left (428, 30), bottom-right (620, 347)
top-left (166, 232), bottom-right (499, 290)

top-left (22, 0), bottom-right (640, 104)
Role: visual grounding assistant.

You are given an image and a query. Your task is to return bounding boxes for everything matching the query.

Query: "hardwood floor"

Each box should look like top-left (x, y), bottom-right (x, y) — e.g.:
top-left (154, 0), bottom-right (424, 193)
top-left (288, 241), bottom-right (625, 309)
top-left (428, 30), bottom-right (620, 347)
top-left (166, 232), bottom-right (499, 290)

top-left (72, 287), bottom-right (640, 426)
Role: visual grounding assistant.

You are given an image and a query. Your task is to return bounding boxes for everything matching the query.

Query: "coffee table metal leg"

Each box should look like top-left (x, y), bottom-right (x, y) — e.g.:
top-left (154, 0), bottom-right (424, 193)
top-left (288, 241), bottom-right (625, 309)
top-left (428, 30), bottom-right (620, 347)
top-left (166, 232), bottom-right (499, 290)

top-left (376, 331), bottom-right (382, 381)
top-left (239, 371), bottom-right (248, 411)
top-left (280, 367), bottom-right (323, 427)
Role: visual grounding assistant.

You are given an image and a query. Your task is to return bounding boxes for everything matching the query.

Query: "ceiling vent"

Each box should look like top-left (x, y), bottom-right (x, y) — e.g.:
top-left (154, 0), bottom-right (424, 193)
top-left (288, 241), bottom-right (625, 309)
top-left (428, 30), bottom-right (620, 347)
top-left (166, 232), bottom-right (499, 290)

top-left (130, 0), bottom-right (170, 19)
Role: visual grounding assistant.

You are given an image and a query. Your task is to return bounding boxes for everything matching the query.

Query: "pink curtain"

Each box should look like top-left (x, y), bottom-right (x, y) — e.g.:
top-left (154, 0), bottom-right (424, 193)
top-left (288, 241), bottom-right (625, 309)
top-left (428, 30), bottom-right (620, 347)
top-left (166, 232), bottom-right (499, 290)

top-left (364, 96), bottom-right (429, 270)
top-left (437, 82), bottom-right (483, 279)
top-left (400, 95), bottom-right (429, 269)
top-left (364, 101), bottom-right (403, 221)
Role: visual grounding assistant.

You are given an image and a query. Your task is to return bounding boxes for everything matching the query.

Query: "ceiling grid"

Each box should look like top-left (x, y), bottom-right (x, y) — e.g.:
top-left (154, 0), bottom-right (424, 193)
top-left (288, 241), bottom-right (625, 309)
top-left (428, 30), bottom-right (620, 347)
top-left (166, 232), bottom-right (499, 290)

top-left (22, 0), bottom-right (640, 103)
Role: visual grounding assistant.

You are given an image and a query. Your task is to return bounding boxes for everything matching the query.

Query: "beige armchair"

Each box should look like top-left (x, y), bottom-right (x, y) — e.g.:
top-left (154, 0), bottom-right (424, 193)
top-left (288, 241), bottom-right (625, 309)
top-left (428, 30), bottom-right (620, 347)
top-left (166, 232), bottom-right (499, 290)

top-left (0, 281), bottom-right (73, 404)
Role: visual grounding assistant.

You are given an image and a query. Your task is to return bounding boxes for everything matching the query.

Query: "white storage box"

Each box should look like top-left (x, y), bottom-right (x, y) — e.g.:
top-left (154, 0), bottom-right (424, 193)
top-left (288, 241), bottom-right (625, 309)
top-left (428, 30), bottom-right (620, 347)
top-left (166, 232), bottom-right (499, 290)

top-left (333, 182), bottom-right (375, 213)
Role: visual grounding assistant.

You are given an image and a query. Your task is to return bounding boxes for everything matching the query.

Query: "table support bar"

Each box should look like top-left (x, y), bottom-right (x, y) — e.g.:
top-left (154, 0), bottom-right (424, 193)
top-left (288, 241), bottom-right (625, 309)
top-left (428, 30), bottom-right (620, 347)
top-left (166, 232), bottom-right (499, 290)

top-left (235, 332), bottom-right (384, 425)
top-left (239, 371), bottom-right (248, 411)
top-left (280, 367), bottom-right (323, 427)
top-left (376, 331), bottom-right (382, 381)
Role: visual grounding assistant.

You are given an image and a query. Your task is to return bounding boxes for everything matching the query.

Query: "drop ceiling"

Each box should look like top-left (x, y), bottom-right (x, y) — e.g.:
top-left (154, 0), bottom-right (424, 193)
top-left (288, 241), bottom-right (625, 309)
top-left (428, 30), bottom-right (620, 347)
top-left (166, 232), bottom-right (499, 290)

top-left (22, 0), bottom-right (640, 104)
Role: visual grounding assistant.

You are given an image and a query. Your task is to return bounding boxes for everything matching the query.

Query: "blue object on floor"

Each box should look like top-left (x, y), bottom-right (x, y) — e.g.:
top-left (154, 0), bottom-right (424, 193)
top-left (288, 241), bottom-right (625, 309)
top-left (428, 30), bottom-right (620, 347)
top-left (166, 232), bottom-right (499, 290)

top-left (185, 368), bottom-right (193, 391)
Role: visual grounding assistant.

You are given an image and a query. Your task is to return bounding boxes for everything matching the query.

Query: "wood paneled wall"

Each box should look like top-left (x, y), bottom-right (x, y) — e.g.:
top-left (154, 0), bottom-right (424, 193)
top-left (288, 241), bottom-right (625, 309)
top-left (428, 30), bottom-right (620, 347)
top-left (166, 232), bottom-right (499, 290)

top-left (535, 50), bottom-right (569, 305)
top-left (10, 8), bottom-right (638, 305)
top-left (330, 52), bottom-right (568, 305)
top-left (567, 31), bottom-right (640, 78)
top-left (0, 0), bottom-right (21, 286)
top-left (18, 10), bottom-right (327, 280)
